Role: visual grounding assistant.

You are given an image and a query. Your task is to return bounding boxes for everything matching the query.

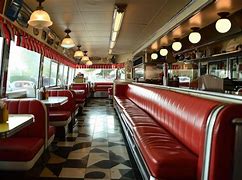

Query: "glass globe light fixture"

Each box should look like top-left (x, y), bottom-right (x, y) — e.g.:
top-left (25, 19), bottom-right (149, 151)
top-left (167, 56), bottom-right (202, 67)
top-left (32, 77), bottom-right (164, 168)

top-left (74, 45), bottom-right (84, 59)
top-left (61, 29), bottom-right (75, 49)
top-left (159, 48), bottom-right (168, 56)
top-left (28, 0), bottom-right (53, 29)
top-left (81, 51), bottom-right (90, 62)
top-left (172, 39), bottom-right (182, 51)
top-left (189, 27), bottom-right (201, 44)
top-left (86, 60), bottom-right (93, 66)
top-left (151, 53), bottom-right (158, 60)
top-left (215, 12), bottom-right (231, 33)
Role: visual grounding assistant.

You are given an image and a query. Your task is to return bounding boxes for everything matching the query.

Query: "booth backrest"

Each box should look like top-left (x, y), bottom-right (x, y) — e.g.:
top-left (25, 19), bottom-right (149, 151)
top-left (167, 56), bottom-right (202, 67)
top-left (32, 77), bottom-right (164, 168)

top-left (48, 90), bottom-right (75, 112)
top-left (93, 82), bottom-right (113, 91)
top-left (70, 83), bottom-right (89, 97)
top-left (5, 99), bottom-right (46, 139)
top-left (126, 84), bottom-right (219, 154)
top-left (115, 83), bottom-right (241, 180)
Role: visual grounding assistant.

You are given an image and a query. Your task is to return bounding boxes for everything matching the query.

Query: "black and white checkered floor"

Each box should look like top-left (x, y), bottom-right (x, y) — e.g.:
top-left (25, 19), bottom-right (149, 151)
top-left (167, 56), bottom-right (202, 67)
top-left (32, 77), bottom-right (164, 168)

top-left (0, 98), bottom-right (136, 180)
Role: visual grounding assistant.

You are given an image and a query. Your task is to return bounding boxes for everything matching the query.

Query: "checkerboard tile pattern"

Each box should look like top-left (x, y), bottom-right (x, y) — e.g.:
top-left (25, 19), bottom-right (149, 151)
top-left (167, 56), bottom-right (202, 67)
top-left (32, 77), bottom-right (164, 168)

top-left (40, 98), bottom-right (136, 180)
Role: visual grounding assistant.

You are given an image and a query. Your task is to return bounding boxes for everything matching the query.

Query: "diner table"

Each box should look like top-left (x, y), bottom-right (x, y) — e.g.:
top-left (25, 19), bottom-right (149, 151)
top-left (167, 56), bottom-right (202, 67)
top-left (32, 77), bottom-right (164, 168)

top-left (0, 114), bottom-right (34, 138)
top-left (40, 96), bottom-right (68, 107)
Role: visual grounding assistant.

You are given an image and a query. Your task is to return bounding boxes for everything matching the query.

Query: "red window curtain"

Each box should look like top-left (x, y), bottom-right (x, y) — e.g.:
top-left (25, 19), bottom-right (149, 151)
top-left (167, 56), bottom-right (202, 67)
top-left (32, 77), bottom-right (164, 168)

top-left (0, 16), bottom-right (77, 68)
top-left (0, 16), bottom-right (11, 45)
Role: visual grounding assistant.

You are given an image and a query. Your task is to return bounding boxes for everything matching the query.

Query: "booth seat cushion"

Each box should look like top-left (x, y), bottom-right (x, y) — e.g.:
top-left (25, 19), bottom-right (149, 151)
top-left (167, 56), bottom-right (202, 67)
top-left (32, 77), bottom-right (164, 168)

top-left (49, 111), bottom-right (71, 122)
top-left (0, 137), bottom-right (44, 161)
top-left (134, 126), bottom-right (197, 179)
top-left (114, 97), bottom-right (137, 110)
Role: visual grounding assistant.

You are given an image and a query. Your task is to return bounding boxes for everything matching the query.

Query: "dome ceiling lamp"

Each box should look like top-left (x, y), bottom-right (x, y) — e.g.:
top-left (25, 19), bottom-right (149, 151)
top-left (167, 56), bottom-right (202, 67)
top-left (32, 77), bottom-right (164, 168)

top-left (28, 0), bottom-right (53, 29)
top-left (61, 29), bottom-right (75, 49)
top-left (74, 45), bottom-right (84, 59)
top-left (189, 27), bottom-right (201, 44)
top-left (86, 60), bottom-right (93, 66)
top-left (159, 47), bottom-right (168, 56)
top-left (151, 53), bottom-right (158, 60)
top-left (215, 12), bottom-right (231, 33)
top-left (81, 51), bottom-right (90, 62)
top-left (172, 38), bottom-right (182, 51)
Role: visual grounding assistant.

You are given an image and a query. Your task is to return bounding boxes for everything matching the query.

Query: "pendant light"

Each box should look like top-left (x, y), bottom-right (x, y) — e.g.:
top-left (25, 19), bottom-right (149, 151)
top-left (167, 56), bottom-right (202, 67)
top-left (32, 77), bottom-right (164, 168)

top-left (28, 0), bottom-right (53, 29)
top-left (172, 39), bottom-right (182, 51)
top-left (61, 29), bottom-right (75, 49)
top-left (74, 45), bottom-right (84, 59)
top-left (81, 51), bottom-right (90, 62)
top-left (215, 12), bottom-right (231, 33)
top-left (86, 60), bottom-right (93, 66)
top-left (160, 47), bottom-right (168, 56)
top-left (189, 27), bottom-right (201, 44)
top-left (151, 53), bottom-right (158, 60)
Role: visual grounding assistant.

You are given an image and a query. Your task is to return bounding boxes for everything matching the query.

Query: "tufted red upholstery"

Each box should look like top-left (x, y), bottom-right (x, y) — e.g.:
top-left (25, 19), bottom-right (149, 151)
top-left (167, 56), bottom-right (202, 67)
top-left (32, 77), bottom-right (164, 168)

top-left (48, 90), bottom-right (76, 114)
top-left (70, 83), bottom-right (89, 98)
top-left (4, 99), bottom-right (47, 139)
top-left (93, 82), bottom-right (113, 92)
top-left (0, 138), bottom-right (44, 161)
top-left (134, 126), bottom-right (197, 179)
top-left (207, 104), bottom-right (242, 180)
top-left (0, 99), bottom-right (50, 170)
top-left (114, 83), bottom-right (241, 180)
top-left (48, 111), bottom-right (71, 121)
top-left (126, 84), bottom-right (220, 155)
top-left (70, 90), bottom-right (85, 105)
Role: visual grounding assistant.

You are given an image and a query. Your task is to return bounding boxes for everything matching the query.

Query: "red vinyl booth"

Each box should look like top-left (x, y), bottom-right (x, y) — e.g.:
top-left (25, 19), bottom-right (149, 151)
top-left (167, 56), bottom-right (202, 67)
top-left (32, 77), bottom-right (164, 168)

top-left (114, 83), bottom-right (242, 180)
top-left (70, 83), bottom-right (90, 100)
top-left (48, 90), bottom-right (76, 137)
top-left (93, 82), bottom-right (113, 97)
top-left (0, 99), bottom-right (54, 171)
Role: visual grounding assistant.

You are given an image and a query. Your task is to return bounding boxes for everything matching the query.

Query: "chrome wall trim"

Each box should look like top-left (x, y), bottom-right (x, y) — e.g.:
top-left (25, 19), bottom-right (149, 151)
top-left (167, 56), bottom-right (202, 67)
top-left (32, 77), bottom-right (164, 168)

top-left (201, 105), bottom-right (224, 180)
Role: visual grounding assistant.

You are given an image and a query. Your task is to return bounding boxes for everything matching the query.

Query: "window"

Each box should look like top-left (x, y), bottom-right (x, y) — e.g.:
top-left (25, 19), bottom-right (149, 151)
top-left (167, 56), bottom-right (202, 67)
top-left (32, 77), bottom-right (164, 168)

top-left (63, 65), bottom-right (68, 84)
top-left (117, 68), bottom-right (125, 80)
top-left (50, 61), bottom-right (58, 86)
top-left (57, 64), bottom-right (64, 86)
top-left (7, 40), bottom-right (41, 97)
top-left (75, 68), bottom-right (117, 82)
top-left (42, 57), bottom-right (58, 87)
top-left (42, 57), bottom-right (51, 87)
top-left (68, 67), bottom-right (74, 85)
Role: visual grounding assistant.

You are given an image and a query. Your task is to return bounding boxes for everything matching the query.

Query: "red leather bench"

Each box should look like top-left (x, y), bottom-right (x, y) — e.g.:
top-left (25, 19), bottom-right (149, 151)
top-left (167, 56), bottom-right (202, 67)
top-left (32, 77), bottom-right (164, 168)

top-left (70, 83), bottom-right (90, 100)
top-left (48, 90), bottom-right (76, 137)
top-left (0, 99), bottom-right (54, 171)
top-left (93, 82), bottom-right (113, 97)
top-left (114, 83), bottom-right (242, 180)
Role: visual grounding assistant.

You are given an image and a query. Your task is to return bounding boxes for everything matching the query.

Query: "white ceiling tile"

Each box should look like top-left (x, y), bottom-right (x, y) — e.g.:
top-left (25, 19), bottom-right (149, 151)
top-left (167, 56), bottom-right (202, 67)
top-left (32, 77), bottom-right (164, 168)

top-left (81, 12), bottom-right (113, 24)
top-left (84, 23), bottom-right (112, 31)
top-left (24, 0), bottom-right (192, 58)
top-left (75, 0), bottom-right (115, 12)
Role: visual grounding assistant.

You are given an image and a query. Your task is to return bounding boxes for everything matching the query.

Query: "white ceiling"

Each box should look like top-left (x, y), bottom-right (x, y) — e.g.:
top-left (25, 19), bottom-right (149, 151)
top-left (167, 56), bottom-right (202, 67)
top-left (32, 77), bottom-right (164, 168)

top-left (24, 0), bottom-right (191, 59)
